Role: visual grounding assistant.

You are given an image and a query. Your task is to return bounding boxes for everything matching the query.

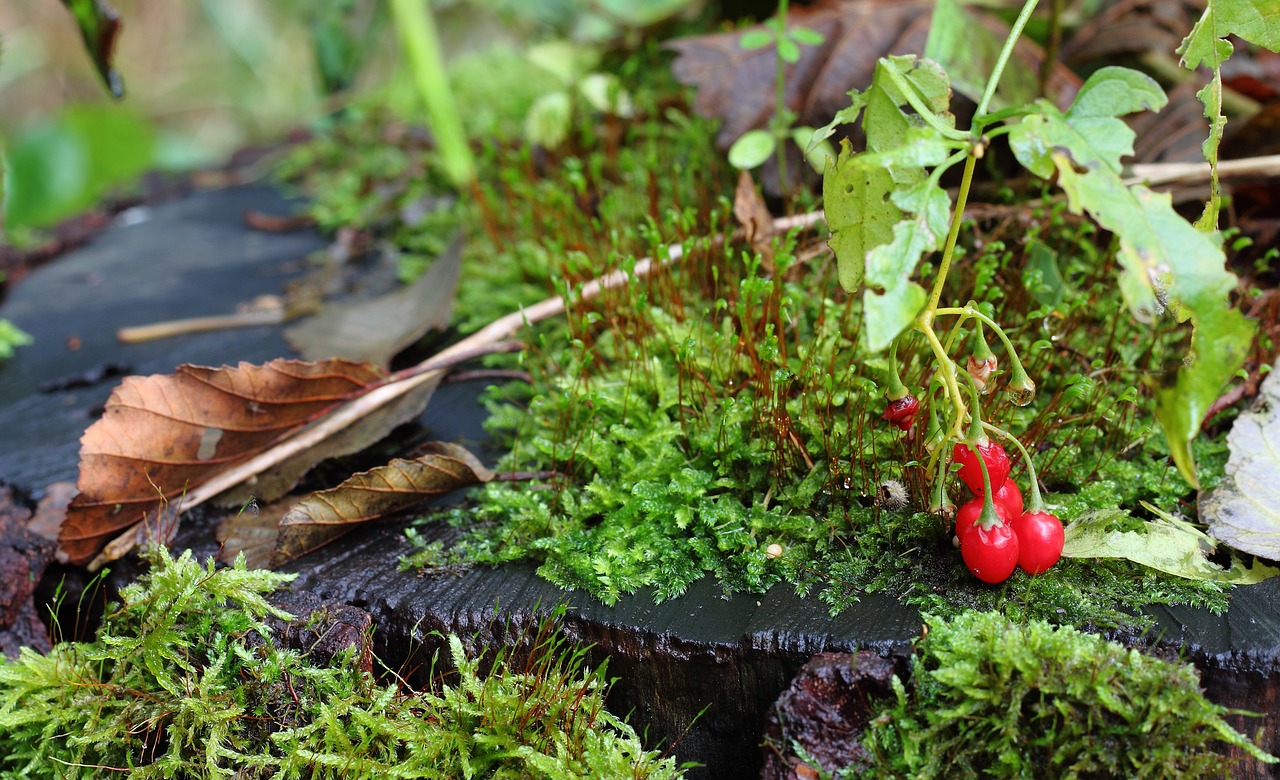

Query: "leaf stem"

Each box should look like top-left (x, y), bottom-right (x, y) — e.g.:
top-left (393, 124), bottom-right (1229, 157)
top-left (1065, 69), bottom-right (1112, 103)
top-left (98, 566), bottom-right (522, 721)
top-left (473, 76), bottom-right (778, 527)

top-left (880, 62), bottom-right (971, 143)
top-left (923, 151), bottom-right (979, 316)
top-left (934, 305), bottom-right (1031, 385)
top-left (974, 0), bottom-right (1041, 118)
top-left (389, 0), bottom-right (474, 188)
top-left (773, 0), bottom-right (791, 192)
top-left (983, 421), bottom-right (1045, 512)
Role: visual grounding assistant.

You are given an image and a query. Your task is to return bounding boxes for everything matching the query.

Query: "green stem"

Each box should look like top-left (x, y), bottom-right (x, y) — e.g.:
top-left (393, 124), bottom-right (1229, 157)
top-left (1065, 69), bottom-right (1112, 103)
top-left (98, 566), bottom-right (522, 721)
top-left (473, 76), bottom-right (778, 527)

top-left (887, 338), bottom-right (909, 399)
top-left (935, 305), bottom-right (1030, 385)
top-left (983, 421), bottom-right (1045, 512)
top-left (390, 0), bottom-right (474, 188)
top-left (882, 64), bottom-right (971, 144)
top-left (967, 379), bottom-right (1003, 529)
top-left (923, 151), bottom-right (979, 316)
top-left (974, 0), bottom-right (1041, 118)
top-left (774, 0), bottom-right (791, 193)
top-left (920, 325), bottom-right (966, 441)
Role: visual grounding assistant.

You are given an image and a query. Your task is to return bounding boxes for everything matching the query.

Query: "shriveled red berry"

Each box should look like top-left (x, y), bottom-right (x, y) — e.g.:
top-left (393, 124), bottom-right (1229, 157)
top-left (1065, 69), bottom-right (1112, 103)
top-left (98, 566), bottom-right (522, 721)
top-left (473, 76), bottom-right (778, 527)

top-left (967, 354), bottom-right (998, 395)
top-left (992, 480), bottom-right (1024, 519)
top-left (953, 440), bottom-right (1011, 495)
top-left (1011, 510), bottom-right (1064, 575)
top-left (960, 521), bottom-right (1019, 584)
top-left (882, 394), bottom-right (920, 431)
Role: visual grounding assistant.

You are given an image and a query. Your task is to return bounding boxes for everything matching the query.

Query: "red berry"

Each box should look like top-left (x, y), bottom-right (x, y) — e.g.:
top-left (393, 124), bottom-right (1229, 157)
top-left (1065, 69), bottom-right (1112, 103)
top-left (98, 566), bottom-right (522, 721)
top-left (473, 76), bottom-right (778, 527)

top-left (953, 440), bottom-right (1011, 495)
top-left (960, 521), bottom-right (1019, 584)
top-left (1011, 510), bottom-right (1064, 575)
top-left (882, 394), bottom-right (920, 431)
top-left (955, 494), bottom-right (1013, 538)
top-left (992, 480), bottom-right (1024, 519)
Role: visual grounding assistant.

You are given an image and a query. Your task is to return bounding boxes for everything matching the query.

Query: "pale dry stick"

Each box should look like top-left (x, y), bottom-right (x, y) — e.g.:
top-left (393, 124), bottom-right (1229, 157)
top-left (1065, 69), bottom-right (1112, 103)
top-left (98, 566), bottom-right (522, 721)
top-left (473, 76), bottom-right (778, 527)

top-left (90, 209), bottom-right (828, 569)
top-left (117, 310), bottom-right (288, 343)
top-left (1127, 153), bottom-right (1280, 188)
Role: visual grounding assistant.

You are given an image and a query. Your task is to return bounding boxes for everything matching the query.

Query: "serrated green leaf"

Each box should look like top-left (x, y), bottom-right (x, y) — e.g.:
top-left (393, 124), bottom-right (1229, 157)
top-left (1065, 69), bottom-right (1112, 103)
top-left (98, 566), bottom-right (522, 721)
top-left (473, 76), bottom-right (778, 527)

top-left (861, 181), bottom-right (950, 351)
top-left (1051, 160), bottom-right (1254, 486)
top-left (1178, 0), bottom-right (1280, 230)
top-left (728, 129), bottom-right (776, 170)
top-left (1008, 67), bottom-right (1165, 176)
top-left (843, 126), bottom-right (955, 171)
top-left (1200, 360), bottom-right (1280, 559)
top-left (823, 56), bottom-right (955, 345)
top-left (1193, 77), bottom-right (1227, 231)
top-left (807, 90), bottom-right (867, 153)
top-left (1178, 0), bottom-right (1280, 71)
top-left (1062, 506), bottom-right (1279, 584)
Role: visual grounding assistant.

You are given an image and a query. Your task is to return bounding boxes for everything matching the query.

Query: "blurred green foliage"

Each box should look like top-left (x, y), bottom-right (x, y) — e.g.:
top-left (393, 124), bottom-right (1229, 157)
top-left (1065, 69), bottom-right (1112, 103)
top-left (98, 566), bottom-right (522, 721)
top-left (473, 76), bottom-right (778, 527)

top-left (4, 104), bottom-right (155, 228)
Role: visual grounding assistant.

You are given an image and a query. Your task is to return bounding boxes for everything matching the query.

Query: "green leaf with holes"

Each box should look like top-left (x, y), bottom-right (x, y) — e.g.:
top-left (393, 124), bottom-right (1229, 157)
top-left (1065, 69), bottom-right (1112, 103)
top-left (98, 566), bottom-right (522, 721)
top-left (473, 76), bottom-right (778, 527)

top-left (822, 55), bottom-right (957, 349)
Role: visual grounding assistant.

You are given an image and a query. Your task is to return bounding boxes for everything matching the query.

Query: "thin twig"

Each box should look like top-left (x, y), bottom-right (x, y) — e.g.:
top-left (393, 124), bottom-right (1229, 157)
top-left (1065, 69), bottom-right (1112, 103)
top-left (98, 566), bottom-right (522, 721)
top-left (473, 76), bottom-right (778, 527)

top-left (1128, 153), bottom-right (1280, 188)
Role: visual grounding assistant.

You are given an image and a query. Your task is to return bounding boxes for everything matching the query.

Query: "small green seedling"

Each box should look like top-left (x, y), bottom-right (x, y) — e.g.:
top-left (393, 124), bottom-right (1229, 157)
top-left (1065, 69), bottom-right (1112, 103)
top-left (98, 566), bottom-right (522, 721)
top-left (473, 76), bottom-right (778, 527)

top-left (729, 0), bottom-right (834, 188)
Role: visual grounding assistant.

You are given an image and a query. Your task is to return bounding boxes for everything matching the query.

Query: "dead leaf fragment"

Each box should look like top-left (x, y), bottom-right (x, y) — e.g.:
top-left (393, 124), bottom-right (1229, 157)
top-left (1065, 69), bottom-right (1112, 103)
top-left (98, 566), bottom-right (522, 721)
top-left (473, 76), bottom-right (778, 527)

top-left (59, 358), bottom-right (386, 565)
top-left (286, 234), bottom-right (464, 368)
top-left (733, 170), bottom-right (776, 266)
top-left (270, 442), bottom-right (493, 565)
top-left (1200, 360), bottom-right (1280, 560)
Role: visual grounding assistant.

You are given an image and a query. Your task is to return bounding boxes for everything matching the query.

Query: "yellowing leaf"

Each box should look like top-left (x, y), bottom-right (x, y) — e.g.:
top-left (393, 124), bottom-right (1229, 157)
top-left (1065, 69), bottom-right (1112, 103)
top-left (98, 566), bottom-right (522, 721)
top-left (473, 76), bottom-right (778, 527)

top-left (271, 442), bottom-right (493, 565)
top-left (1062, 505), bottom-right (1279, 584)
top-left (285, 234), bottom-right (463, 369)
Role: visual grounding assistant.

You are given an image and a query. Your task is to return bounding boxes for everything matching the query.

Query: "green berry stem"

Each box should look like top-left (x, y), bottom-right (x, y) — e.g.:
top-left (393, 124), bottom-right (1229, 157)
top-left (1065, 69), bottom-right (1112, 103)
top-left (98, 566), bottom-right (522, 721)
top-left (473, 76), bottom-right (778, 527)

top-left (964, 376), bottom-right (1003, 529)
top-left (983, 421), bottom-right (1046, 513)
top-left (963, 370), bottom-right (988, 445)
top-left (886, 337), bottom-right (910, 400)
top-left (972, 319), bottom-right (995, 363)
top-left (930, 452), bottom-right (954, 517)
top-left (935, 304), bottom-right (1034, 400)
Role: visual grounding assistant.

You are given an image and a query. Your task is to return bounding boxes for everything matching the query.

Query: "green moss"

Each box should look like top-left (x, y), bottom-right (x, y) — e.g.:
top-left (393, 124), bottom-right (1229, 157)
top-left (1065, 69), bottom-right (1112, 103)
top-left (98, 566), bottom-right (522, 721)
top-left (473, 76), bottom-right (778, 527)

top-left (845, 611), bottom-right (1274, 779)
top-left (0, 547), bottom-right (684, 779)
top-left (280, 52), bottom-right (1247, 632)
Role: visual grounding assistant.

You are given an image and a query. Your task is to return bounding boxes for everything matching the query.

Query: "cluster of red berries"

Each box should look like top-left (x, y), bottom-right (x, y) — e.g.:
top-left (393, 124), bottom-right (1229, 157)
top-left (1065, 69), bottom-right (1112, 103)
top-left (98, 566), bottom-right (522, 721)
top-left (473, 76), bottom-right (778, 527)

top-left (952, 440), bottom-right (1064, 583)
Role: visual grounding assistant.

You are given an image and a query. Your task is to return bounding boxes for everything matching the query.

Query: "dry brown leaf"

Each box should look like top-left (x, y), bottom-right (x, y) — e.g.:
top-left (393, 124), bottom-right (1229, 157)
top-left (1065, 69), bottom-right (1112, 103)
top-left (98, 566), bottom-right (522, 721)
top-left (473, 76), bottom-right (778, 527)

top-left (733, 170), bottom-right (776, 267)
top-left (1061, 0), bottom-right (1203, 66)
top-left (667, 0), bottom-right (1078, 149)
top-left (216, 497), bottom-right (299, 570)
top-left (270, 442), bottom-right (493, 565)
top-left (59, 359), bottom-right (386, 565)
top-left (285, 234), bottom-right (464, 368)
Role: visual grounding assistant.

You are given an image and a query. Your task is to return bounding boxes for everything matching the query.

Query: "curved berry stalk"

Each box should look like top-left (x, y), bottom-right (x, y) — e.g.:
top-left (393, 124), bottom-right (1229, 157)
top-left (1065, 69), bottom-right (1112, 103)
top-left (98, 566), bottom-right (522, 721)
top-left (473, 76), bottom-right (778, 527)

top-left (985, 422), bottom-right (1065, 575)
top-left (881, 338), bottom-right (920, 431)
top-left (957, 380), bottom-right (1018, 583)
